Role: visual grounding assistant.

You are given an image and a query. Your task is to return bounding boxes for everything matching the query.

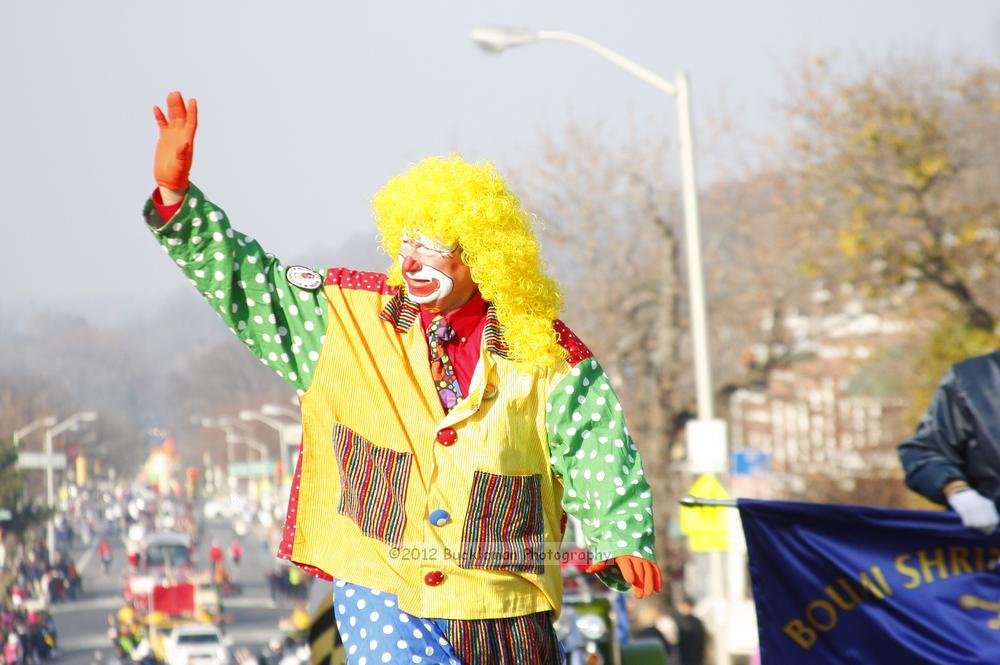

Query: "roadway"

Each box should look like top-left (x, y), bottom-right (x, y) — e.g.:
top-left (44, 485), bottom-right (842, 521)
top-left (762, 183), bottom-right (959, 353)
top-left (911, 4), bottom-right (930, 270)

top-left (53, 516), bottom-right (322, 664)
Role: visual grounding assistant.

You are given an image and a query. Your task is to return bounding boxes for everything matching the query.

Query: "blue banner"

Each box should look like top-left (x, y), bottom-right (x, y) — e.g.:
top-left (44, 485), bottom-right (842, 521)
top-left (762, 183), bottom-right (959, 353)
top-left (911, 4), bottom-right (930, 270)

top-left (739, 499), bottom-right (1000, 664)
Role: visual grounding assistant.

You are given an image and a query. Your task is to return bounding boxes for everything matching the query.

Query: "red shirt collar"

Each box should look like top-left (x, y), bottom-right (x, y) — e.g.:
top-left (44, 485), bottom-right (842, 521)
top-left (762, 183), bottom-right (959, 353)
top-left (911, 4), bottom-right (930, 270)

top-left (418, 291), bottom-right (488, 339)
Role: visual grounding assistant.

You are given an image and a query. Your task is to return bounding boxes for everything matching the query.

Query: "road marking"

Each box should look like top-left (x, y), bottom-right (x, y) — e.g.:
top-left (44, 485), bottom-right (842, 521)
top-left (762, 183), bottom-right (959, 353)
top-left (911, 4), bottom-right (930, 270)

top-left (220, 595), bottom-right (275, 608)
top-left (51, 595), bottom-right (121, 614)
top-left (52, 594), bottom-right (276, 614)
top-left (62, 624), bottom-right (278, 653)
top-left (77, 540), bottom-right (97, 573)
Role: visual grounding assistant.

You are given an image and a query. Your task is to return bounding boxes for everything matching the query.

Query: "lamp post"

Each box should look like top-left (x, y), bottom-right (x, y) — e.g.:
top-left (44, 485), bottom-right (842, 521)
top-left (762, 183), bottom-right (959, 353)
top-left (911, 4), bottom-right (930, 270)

top-left (219, 418), bottom-right (269, 462)
top-left (471, 27), bottom-right (729, 665)
top-left (197, 418), bottom-right (235, 470)
top-left (199, 417), bottom-right (269, 464)
top-left (261, 403), bottom-right (300, 420)
top-left (12, 416), bottom-right (57, 448)
top-left (243, 406), bottom-right (303, 482)
top-left (44, 411), bottom-right (97, 562)
top-left (471, 27), bottom-right (713, 421)
top-left (223, 427), bottom-right (268, 502)
top-left (226, 431), bottom-right (268, 461)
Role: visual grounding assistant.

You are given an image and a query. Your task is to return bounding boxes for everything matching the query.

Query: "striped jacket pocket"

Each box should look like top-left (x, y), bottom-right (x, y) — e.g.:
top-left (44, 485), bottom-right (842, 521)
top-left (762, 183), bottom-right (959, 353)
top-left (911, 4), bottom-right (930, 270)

top-left (459, 471), bottom-right (544, 574)
top-left (332, 424), bottom-right (412, 548)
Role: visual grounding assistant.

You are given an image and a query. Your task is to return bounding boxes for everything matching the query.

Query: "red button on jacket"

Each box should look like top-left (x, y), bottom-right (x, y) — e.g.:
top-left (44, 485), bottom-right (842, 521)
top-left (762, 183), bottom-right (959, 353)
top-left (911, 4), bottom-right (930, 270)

top-left (424, 570), bottom-right (445, 586)
top-left (436, 428), bottom-right (457, 446)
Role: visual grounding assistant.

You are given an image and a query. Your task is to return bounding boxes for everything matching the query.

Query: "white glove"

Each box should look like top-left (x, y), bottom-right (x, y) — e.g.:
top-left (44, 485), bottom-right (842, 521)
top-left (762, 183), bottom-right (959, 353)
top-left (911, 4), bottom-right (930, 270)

top-left (947, 489), bottom-right (999, 535)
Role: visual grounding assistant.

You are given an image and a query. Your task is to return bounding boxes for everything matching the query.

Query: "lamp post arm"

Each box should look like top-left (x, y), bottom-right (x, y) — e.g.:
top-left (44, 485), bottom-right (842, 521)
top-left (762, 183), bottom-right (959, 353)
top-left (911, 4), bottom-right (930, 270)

top-left (13, 422), bottom-right (37, 447)
top-left (50, 422), bottom-right (70, 438)
top-left (261, 404), bottom-right (300, 420)
top-left (536, 31), bottom-right (677, 96)
top-left (240, 437), bottom-right (268, 460)
top-left (247, 413), bottom-right (287, 433)
top-left (13, 418), bottom-right (53, 447)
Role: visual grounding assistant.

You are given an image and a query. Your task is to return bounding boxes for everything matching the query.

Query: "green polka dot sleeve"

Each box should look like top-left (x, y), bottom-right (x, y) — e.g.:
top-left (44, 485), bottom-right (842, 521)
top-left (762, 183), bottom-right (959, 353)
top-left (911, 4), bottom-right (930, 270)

top-left (546, 357), bottom-right (656, 591)
top-left (142, 183), bottom-right (325, 393)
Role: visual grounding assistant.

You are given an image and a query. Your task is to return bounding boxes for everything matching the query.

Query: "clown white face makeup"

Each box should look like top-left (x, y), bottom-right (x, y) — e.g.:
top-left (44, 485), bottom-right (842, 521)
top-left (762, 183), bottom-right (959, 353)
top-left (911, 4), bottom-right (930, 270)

top-left (399, 260), bottom-right (454, 304)
top-left (398, 233), bottom-right (477, 312)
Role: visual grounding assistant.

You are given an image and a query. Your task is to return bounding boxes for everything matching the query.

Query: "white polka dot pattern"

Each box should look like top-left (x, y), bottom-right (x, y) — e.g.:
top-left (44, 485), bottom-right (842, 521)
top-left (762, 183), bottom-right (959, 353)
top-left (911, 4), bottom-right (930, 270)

top-left (326, 268), bottom-right (396, 295)
top-left (546, 356), bottom-right (656, 591)
top-left (333, 580), bottom-right (460, 664)
top-left (147, 184), bottom-right (326, 392)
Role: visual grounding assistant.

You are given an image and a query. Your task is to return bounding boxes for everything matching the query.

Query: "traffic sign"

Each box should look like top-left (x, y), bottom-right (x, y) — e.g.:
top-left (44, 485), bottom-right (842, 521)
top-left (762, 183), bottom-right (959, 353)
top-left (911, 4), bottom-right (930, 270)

top-left (686, 419), bottom-right (728, 474)
top-left (680, 473), bottom-right (731, 552)
top-left (0, 509), bottom-right (11, 521)
top-left (731, 449), bottom-right (770, 476)
top-left (17, 451), bottom-right (66, 470)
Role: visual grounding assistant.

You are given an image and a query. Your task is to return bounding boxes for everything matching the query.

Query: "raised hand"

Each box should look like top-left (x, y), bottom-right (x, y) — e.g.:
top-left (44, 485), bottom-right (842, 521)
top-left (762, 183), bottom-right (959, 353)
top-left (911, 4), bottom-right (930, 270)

top-left (586, 554), bottom-right (663, 599)
top-left (153, 91), bottom-right (198, 192)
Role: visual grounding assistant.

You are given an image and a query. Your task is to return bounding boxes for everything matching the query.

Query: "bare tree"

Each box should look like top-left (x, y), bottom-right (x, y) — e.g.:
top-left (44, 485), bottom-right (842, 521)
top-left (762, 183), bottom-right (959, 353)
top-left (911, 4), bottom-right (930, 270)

top-left (507, 121), bottom-right (696, 607)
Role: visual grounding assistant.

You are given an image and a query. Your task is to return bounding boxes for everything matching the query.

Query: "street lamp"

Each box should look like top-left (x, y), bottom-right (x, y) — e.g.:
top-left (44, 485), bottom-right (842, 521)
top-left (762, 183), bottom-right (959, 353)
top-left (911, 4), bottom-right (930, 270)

top-left (44, 411), bottom-right (97, 562)
top-left (470, 26), bottom-right (714, 422)
top-left (12, 416), bottom-right (57, 448)
top-left (226, 430), bottom-right (267, 461)
top-left (196, 418), bottom-right (235, 469)
top-left (241, 407), bottom-right (302, 482)
top-left (239, 409), bottom-right (291, 442)
top-left (261, 403), bottom-right (300, 420)
top-left (219, 418), bottom-right (270, 460)
top-left (198, 416), bottom-right (268, 463)
top-left (471, 27), bottom-right (728, 665)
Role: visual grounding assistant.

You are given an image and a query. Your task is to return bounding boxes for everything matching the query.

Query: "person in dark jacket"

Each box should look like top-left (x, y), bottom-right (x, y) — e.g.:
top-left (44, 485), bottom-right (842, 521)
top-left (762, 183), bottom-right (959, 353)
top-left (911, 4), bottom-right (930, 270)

top-left (673, 597), bottom-right (706, 665)
top-left (898, 351), bottom-right (1000, 534)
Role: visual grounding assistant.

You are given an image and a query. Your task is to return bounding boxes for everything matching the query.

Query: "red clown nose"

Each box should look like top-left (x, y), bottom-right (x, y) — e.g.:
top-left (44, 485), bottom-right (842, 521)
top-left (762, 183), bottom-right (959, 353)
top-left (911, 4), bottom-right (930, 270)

top-left (402, 255), bottom-right (421, 273)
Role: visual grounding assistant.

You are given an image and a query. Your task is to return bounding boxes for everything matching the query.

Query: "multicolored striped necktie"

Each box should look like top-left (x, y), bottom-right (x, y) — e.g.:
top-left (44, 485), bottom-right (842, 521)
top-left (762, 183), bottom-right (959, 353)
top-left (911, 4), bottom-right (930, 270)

top-left (426, 314), bottom-right (462, 411)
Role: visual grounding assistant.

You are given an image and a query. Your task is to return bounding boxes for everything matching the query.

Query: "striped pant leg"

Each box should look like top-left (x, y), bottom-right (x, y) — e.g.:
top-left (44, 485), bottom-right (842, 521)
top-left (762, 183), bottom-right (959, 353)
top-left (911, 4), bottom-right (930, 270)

top-left (446, 611), bottom-right (565, 665)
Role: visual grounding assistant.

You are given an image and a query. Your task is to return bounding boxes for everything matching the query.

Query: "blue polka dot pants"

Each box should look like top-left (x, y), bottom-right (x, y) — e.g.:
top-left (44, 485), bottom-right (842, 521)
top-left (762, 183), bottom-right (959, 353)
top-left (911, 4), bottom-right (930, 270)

top-left (333, 579), bottom-right (461, 664)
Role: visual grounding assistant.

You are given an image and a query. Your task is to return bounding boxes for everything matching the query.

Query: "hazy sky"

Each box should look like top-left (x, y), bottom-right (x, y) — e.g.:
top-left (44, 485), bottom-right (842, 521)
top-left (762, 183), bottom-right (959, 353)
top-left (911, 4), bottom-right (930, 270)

top-left (3, 1), bottom-right (998, 316)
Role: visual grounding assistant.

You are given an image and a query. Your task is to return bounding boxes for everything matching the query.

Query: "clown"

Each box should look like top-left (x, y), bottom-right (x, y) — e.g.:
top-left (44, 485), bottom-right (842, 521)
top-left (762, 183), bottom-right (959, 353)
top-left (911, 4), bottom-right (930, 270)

top-left (145, 92), bottom-right (660, 664)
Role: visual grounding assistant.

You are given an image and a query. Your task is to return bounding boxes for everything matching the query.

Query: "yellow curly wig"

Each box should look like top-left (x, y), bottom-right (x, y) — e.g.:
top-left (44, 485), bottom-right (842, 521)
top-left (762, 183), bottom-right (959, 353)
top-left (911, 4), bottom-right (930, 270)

top-left (373, 155), bottom-right (567, 368)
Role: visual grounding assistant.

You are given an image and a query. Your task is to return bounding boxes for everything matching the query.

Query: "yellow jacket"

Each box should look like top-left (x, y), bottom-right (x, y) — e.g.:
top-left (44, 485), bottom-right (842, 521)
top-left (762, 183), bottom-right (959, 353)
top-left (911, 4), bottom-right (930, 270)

top-left (145, 186), bottom-right (656, 621)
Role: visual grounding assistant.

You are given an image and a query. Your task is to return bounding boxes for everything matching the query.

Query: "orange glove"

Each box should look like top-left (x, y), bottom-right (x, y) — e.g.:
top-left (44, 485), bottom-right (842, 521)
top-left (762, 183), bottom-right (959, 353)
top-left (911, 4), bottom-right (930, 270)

top-left (153, 91), bottom-right (198, 191)
top-left (586, 555), bottom-right (662, 600)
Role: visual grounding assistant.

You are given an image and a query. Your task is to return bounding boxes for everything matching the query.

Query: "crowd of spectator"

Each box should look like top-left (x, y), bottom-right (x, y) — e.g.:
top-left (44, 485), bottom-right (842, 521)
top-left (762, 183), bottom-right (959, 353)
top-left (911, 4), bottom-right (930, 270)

top-left (0, 540), bottom-right (68, 664)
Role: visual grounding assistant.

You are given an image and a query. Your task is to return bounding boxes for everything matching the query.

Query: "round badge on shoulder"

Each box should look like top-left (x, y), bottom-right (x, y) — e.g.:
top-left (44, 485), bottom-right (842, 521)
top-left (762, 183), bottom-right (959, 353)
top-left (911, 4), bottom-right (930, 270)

top-left (286, 265), bottom-right (323, 291)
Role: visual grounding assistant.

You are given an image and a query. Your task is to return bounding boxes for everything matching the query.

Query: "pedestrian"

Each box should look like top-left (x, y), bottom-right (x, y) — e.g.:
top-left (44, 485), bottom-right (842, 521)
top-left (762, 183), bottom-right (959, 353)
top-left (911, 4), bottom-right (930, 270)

top-left (144, 90), bottom-right (661, 663)
top-left (98, 539), bottom-right (112, 574)
top-left (673, 597), bottom-right (706, 665)
top-left (9, 587), bottom-right (23, 611)
top-left (899, 351), bottom-right (1000, 534)
top-left (208, 541), bottom-right (223, 565)
top-left (3, 633), bottom-right (21, 665)
top-left (208, 540), bottom-right (225, 591)
top-left (633, 612), bottom-right (678, 663)
top-left (266, 567), bottom-right (280, 605)
top-left (229, 540), bottom-right (243, 567)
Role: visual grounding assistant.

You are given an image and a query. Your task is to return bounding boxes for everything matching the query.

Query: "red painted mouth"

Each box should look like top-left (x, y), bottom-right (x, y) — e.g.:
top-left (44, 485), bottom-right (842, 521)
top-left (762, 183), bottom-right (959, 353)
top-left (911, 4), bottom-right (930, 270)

top-left (405, 274), bottom-right (439, 297)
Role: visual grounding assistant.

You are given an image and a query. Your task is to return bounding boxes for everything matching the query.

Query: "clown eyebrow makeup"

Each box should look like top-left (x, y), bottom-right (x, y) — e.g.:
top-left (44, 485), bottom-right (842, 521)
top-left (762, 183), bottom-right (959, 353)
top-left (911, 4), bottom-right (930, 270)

top-left (400, 232), bottom-right (458, 258)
